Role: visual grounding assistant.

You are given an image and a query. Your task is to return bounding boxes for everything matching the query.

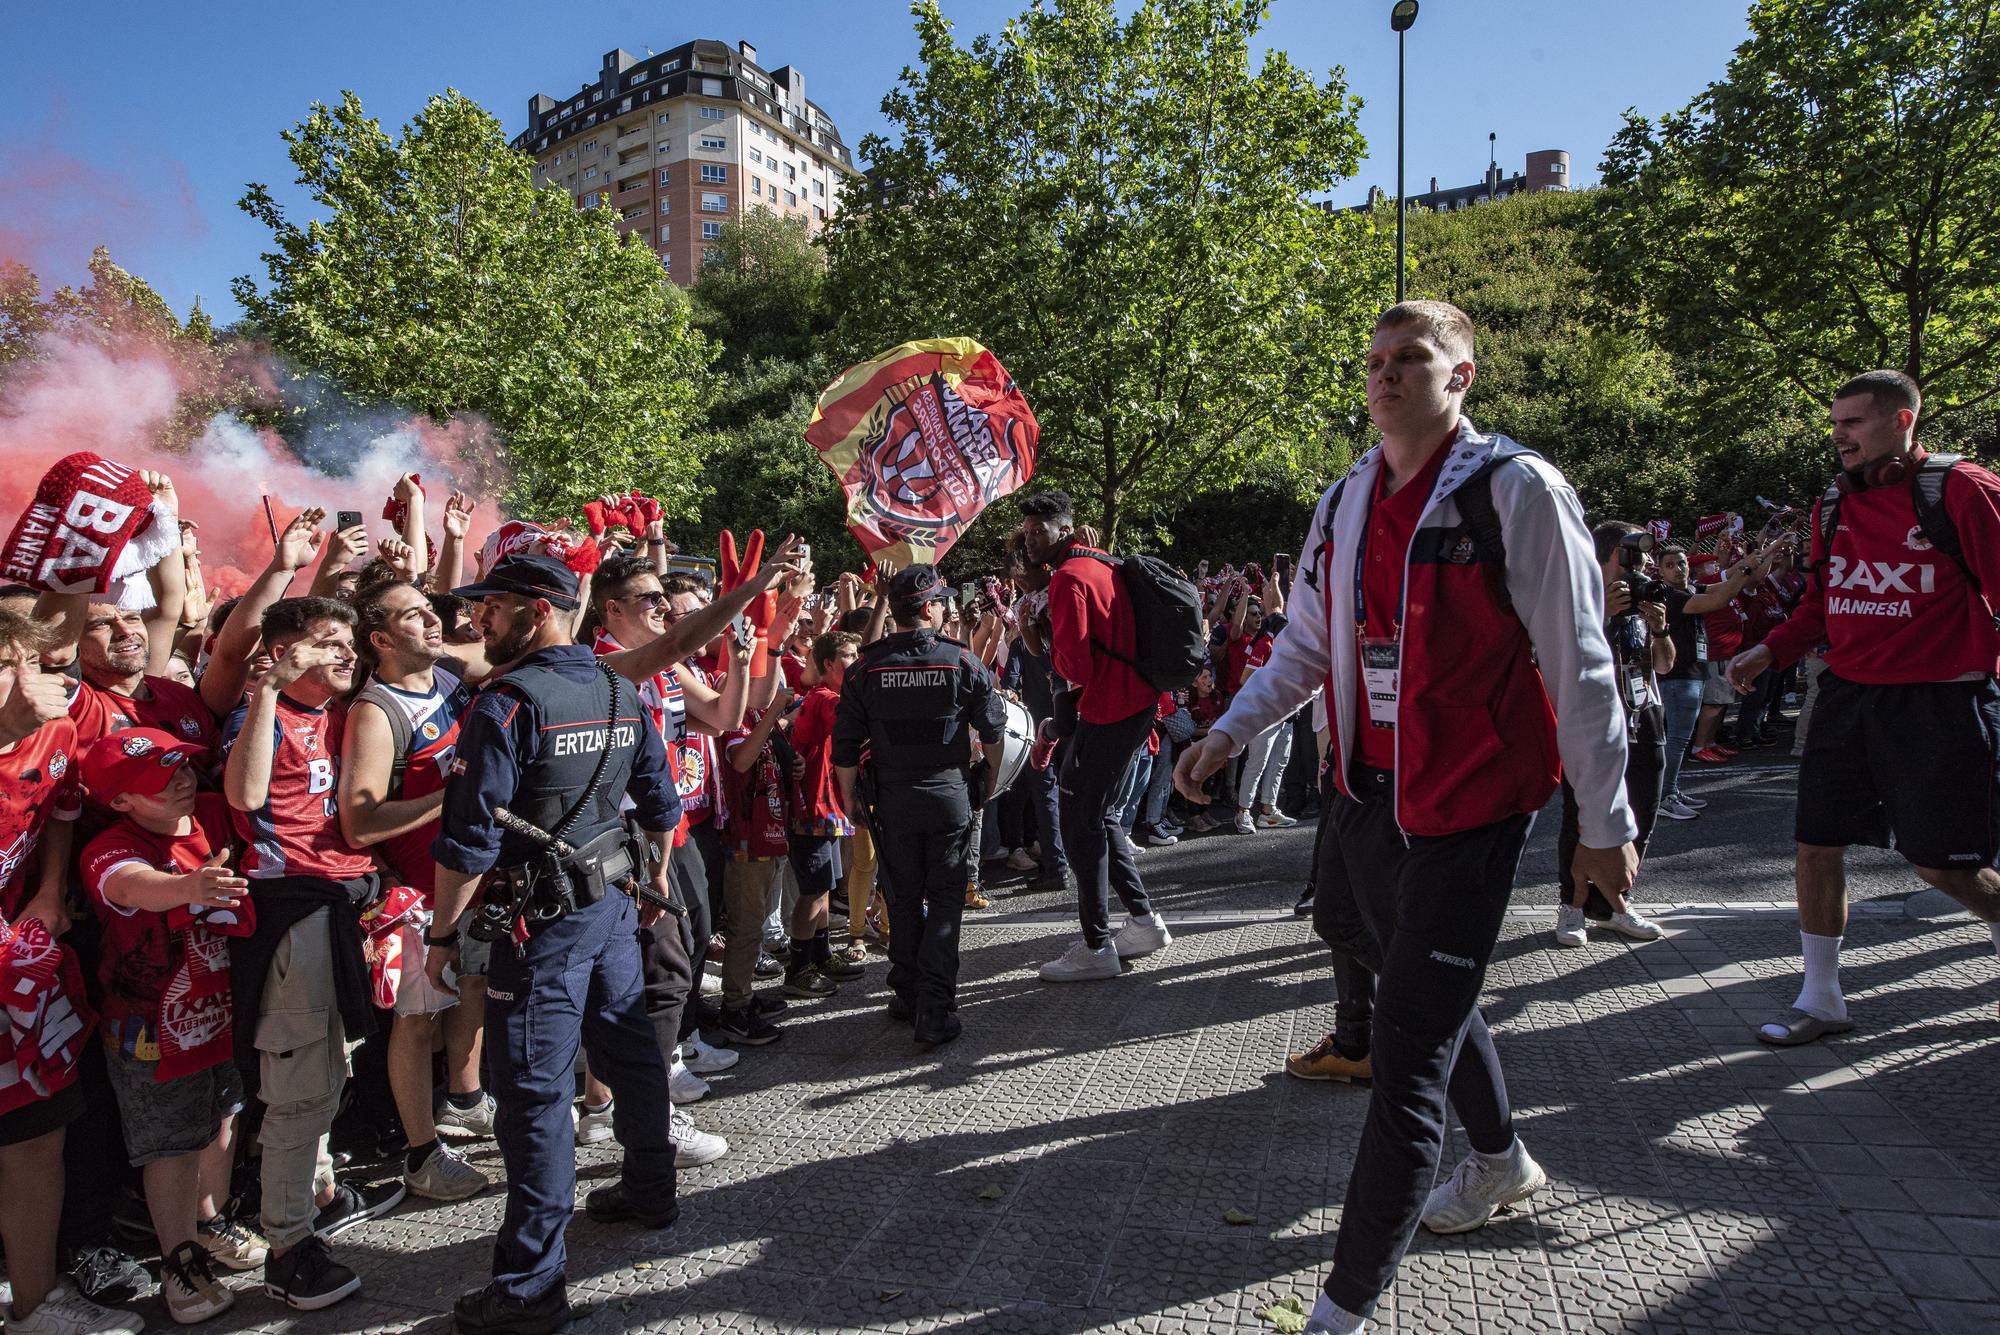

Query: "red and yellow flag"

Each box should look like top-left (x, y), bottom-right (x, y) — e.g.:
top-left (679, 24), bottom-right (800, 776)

top-left (805, 337), bottom-right (1038, 566)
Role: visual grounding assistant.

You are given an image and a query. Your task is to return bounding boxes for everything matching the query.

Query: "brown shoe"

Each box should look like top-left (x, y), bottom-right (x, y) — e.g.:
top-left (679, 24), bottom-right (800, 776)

top-left (1285, 1035), bottom-right (1372, 1083)
top-left (965, 886), bottom-right (992, 910)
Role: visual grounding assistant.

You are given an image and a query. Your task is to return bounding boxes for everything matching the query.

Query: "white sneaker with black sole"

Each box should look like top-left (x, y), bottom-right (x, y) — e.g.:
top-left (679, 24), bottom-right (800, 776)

top-left (1037, 940), bottom-right (1121, 982)
top-left (1112, 913), bottom-right (1172, 959)
top-left (1422, 1139), bottom-right (1546, 1234)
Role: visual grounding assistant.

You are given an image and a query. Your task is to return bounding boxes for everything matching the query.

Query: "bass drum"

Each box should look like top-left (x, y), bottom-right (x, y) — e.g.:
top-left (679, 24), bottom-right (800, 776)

top-left (989, 695), bottom-right (1037, 799)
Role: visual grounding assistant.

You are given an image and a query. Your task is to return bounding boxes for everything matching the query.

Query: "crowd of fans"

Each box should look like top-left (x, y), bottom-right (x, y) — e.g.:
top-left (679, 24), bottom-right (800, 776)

top-left (0, 440), bottom-right (1836, 1335)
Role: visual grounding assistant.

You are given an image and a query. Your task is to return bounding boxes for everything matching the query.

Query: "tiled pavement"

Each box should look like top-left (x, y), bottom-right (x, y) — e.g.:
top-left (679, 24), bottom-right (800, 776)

top-left (168, 886), bottom-right (1999, 1334)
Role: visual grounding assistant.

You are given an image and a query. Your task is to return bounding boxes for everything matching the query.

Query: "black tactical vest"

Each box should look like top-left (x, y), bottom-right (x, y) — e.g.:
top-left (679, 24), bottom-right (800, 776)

top-left (854, 629), bottom-right (981, 775)
top-left (491, 661), bottom-right (645, 867)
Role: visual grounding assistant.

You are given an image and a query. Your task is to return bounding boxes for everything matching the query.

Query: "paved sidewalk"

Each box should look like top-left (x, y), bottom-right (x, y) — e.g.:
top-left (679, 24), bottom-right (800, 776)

top-left (173, 898), bottom-right (1997, 1334)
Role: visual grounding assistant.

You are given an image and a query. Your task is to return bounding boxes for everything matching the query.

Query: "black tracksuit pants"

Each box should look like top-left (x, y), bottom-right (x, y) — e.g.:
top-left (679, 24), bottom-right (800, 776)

top-left (1309, 792), bottom-right (1379, 1056)
top-left (1323, 775), bottom-right (1530, 1319)
top-left (874, 772), bottom-right (976, 1015)
top-left (1059, 705), bottom-right (1158, 948)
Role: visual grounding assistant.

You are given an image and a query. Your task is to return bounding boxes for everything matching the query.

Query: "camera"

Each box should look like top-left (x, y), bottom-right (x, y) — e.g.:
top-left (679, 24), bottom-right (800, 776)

top-left (1617, 531), bottom-right (1671, 604)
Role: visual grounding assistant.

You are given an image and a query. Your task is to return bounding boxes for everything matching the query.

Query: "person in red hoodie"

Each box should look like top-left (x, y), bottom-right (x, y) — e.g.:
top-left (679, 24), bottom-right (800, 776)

top-left (1020, 491), bottom-right (1173, 983)
top-left (1730, 370), bottom-right (2000, 1044)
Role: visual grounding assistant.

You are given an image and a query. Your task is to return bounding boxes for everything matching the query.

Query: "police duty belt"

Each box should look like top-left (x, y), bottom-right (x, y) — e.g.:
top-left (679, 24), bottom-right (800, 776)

top-left (492, 806), bottom-right (683, 918)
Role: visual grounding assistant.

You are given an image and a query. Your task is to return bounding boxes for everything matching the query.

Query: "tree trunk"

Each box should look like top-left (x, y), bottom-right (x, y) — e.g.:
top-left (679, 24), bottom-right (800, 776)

top-left (1101, 482), bottom-right (1122, 552)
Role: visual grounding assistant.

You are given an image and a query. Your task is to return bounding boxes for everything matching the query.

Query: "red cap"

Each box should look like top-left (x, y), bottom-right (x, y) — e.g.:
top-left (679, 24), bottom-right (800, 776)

top-left (80, 727), bottom-right (205, 799)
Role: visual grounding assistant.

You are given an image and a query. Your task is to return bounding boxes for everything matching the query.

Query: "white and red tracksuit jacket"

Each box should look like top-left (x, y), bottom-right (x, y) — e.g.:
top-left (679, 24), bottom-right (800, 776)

top-left (1216, 418), bottom-right (1638, 847)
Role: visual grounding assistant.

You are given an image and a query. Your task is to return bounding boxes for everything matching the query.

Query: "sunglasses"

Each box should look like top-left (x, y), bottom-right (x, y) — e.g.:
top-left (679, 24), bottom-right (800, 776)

top-left (623, 590), bottom-right (672, 612)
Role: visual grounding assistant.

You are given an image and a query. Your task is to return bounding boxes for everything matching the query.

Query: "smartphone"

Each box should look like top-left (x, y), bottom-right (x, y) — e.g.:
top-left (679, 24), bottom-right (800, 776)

top-left (1275, 552), bottom-right (1293, 582)
top-left (798, 542), bottom-right (811, 565)
top-left (729, 613), bottom-right (753, 648)
top-left (335, 510), bottom-right (363, 532)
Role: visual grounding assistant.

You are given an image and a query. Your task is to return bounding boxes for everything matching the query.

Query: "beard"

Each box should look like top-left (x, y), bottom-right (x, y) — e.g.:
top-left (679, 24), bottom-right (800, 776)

top-left (486, 618), bottom-right (538, 667)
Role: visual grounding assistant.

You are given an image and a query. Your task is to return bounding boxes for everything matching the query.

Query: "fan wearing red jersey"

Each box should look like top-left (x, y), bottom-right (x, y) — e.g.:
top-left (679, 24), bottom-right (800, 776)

top-left (221, 597), bottom-right (397, 1310)
top-left (340, 580), bottom-right (488, 1204)
top-left (79, 737), bottom-right (254, 1322)
top-left (0, 610), bottom-right (127, 1335)
top-left (1729, 371), bottom-right (2000, 1043)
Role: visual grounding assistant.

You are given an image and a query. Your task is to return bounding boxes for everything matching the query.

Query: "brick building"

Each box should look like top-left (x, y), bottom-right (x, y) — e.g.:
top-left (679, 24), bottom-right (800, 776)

top-left (511, 39), bottom-right (860, 282)
top-left (1334, 145), bottom-right (1573, 215)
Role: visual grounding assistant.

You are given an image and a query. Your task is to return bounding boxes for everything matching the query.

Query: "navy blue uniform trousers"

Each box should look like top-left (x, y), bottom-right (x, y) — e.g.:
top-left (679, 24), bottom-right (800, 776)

top-left (485, 890), bottom-right (680, 1300)
top-left (1323, 781), bottom-right (1529, 1318)
top-left (874, 772), bottom-right (975, 1014)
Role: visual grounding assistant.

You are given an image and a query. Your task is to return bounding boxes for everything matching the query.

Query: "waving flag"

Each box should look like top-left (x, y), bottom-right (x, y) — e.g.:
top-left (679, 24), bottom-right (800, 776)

top-left (805, 338), bottom-right (1038, 565)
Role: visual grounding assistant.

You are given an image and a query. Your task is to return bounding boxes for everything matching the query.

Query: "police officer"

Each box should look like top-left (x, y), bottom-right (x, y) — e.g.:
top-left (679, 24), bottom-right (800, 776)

top-left (833, 564), bottom-right (1006, 1046)
top-left (421, 553), bottom-right (684, 1335)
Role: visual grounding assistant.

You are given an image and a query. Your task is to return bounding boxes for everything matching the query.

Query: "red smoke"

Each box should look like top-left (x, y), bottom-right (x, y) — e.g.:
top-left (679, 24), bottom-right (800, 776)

top-left (0, 332), bottom-right (508, 601)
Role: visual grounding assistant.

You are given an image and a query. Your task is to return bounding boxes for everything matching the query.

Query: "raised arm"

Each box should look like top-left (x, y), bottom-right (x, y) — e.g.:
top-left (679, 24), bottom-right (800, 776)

top-left (200, 507), bottom-right (325, 717)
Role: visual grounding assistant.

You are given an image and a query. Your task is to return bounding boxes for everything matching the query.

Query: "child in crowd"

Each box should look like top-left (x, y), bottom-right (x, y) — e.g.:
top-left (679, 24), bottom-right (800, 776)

top-left (78, 730), bottom-right (263, 1325)
top-left (716, 687), bottom-right (796, 1045)
top-left (783, 632), bottom-right (861, 997)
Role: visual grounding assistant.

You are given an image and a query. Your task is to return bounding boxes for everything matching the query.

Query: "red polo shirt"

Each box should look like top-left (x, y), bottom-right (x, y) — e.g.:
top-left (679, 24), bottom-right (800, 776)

top-left (1355, 444), bottom-right (1449, 770)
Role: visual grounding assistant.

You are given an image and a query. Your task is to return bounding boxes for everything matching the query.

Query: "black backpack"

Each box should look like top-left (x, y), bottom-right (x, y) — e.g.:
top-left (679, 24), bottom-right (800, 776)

top-left (1075, 550), bottom-right (1209, 691)
top-left (1813, 453), bottom-right (1996, 631)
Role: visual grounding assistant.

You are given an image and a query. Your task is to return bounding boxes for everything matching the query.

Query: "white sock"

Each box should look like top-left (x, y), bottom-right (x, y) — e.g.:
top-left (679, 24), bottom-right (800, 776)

top-left (1989, 922), bottom-right (2000, 959)
top-left (1308, 1294), bottom-right (1368, 1334)
top-left (1793, 931), bottom-right (1847, 1021)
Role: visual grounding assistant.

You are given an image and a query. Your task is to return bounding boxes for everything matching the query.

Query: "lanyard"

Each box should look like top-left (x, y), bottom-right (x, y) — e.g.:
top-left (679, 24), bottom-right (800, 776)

top-left (1352, 479), bottom-right (1405, 640)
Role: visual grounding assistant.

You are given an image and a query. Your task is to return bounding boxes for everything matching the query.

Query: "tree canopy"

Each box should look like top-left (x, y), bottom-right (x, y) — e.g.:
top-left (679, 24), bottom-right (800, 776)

top-left (822, 0), bottom-right (1392, 545)
top-left (234, 90), bottom-right (715, 518)
top-left (1590, 0), bottom-right (2000, 430)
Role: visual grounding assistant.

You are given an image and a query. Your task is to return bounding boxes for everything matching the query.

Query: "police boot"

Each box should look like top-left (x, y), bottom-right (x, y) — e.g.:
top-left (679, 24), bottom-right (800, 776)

top-left (453, 1281), bottom-right (572, 1335)
top-left (913, 1009), bottom-right (962, 1046)
top-left (584, 1182), bottom-right (681, 1229)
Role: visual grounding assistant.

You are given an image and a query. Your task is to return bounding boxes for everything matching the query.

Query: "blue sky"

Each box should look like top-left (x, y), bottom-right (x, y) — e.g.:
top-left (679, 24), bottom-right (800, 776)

top-left (0, 0), bottom-right (1751, 322)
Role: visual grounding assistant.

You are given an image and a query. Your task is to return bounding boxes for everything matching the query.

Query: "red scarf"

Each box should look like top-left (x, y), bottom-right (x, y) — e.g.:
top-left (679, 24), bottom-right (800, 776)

top-left (0, 914), bottom-right (94, 1112)
top-left (0, 453), bottom-right (180, 608)
top-left (153, 903), bottom-right (252, 1081)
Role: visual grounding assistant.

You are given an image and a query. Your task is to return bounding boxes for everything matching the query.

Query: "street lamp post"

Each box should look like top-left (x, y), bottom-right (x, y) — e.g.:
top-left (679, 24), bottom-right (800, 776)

top-left (1390, 0), bottom-right (1419, 303)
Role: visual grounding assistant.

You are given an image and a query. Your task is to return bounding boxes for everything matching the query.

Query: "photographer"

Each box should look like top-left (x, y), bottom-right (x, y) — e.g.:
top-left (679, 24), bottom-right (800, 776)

top-left (1552, 523), bottom-right (1673, 948)
top-left (1655, 546), bottom-right (1707, 820)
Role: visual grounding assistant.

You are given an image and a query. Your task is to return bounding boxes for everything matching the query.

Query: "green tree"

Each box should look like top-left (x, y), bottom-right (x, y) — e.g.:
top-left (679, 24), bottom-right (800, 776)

top-left (684, 213), bottom-right (854, 564)
top-left (1590, 0), bottom-right (2000, 430)
top-left (821, 0), bottom-right (1391, 546)
top-left (234, 89), bottom-right (714, 518)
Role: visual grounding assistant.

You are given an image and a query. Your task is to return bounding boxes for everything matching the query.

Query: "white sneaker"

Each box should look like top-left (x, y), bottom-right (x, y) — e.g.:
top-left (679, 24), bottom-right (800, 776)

top-left (1256, 809), bottom-right (1299, 829)
top-left (1603, 908), bottom-right (1666, 942)
top-left (4, 1282), bottom-right (144, 1335)
top-left (1552, 905), bottom-right (1588, 948)
top-left (1112, 913), bottom-right (1172, 959)
top-left (669, 1052), bottom-right (710, 1104)
top-left (1006, 848), bottom-right (1039, 872)
top-left (1422, 1139), bottom-right (1546, 1234)
top-left (698, 972), bottom-right (722, 997)
top-left (403, 1143), bottom-right (489, 1201)
top-left (434, 1092), bottom-right (497, 1141)
top-left (1232, 810), bottom-right (1256, 835)
top-left (1114, 829), bottom-right (1141, 858)
top-left (669, 1105), bottom-right (729, 1166)
top-left (1656, 797), bottom-right (1698, 821)
top-left (1037, 940), bottom-right (1122, 983)
top-left (682, 1032), bottom-right (739, 1074)
top-left (573, 1100), bottom-right (616, 1146)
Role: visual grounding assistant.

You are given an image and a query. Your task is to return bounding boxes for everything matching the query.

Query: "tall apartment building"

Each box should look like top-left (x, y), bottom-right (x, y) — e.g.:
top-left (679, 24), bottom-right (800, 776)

top-left (511, 39), bottom-right (860, 282)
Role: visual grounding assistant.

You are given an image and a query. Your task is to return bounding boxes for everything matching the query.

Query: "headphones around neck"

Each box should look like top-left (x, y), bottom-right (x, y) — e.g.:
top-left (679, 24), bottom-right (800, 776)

top-left (1834, 449), bottom-right (1915, 494)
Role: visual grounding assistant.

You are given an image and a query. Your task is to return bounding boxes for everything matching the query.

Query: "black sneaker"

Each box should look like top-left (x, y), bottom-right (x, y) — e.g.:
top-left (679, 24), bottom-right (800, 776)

top-left (714, 1006), bottom-right (782, 1046)
top-left (311, 1178), bottom-right (407, 1240)
top-left (69, 1244), bottom-right (152, 1303)
top-left (453, 1281), bottom-right (574, 1335)
top-left (1293, 887), bottom-right (1315, 917)
top-left (885, 994), bottom-right (914, 1024)
top-left (751, 993), bottom-right (790, 1017)
top-left (752, 952), bottom-right (783, 978)
top-left (782, 966), bottom-right (836, 998)
top-left (264, 1234), bottom-right (360, 1311)
top-left (583, 1182), bottom-right (681, 1229)
top-left (913, 1009), bottom-right (963, 1046)
top-left (1027, 868), bottom-right (1074, 895)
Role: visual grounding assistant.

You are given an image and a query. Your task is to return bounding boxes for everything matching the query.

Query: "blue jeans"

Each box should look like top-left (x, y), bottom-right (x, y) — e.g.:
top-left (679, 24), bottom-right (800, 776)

top-left (1660, 676), bottom-right (1704, 800)
top-left (486, 890), bottom-right (678, 1300)
top-left (1114, 747), bottom-right (1153, 830)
